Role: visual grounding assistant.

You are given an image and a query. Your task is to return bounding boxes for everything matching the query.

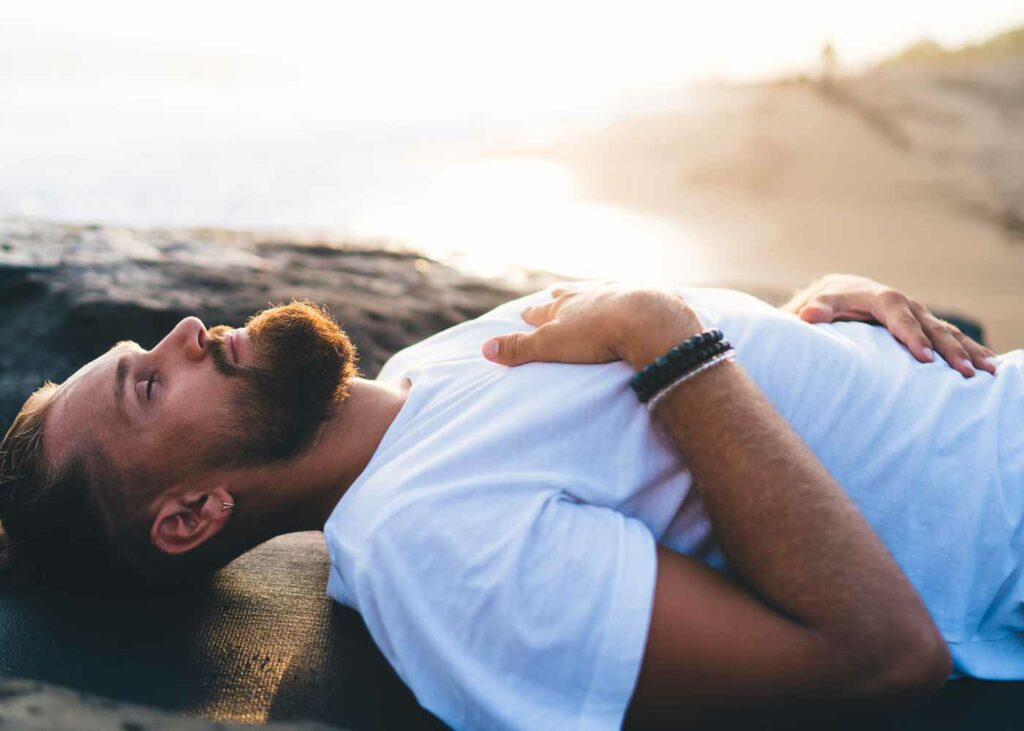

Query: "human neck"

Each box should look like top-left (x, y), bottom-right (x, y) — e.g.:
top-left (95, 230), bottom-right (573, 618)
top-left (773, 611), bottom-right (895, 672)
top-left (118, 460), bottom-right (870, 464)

top-left (238, 375), bottom-right (410, 536)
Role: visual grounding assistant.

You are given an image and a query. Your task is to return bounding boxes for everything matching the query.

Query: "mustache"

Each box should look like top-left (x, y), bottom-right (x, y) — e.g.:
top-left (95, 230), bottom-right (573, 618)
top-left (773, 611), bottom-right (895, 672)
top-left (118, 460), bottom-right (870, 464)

top-left (199, 301), bottom-right (356, 466)
top-left (206, 326), bottom-right (250, 378)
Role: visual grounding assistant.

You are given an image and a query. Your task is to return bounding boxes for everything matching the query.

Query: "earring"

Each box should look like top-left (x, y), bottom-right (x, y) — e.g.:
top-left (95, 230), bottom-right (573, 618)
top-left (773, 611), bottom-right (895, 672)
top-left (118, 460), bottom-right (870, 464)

top-left (221, 501), bottom-right (235, 511)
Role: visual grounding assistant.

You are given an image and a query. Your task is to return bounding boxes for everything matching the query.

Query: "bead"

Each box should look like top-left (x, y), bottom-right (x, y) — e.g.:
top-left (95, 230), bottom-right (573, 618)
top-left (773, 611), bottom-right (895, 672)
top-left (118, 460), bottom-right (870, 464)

top-left (631, 330), bottom-right (732, 405)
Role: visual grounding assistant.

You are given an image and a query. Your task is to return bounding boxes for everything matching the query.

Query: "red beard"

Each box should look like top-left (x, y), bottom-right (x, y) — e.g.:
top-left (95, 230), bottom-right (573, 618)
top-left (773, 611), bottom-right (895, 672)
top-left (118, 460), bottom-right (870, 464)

top-left (206, 300), bottom-right (358, 466)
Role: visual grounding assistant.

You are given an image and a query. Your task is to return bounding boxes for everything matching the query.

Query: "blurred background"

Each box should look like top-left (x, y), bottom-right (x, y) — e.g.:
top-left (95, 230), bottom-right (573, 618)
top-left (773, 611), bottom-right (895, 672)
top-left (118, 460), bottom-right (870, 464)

top-left (2, 0), bottom-right (1023, 349)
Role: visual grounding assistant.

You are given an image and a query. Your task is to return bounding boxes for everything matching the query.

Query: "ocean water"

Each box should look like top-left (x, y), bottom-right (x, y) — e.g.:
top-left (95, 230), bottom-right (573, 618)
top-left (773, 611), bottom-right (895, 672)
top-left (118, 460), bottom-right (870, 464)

top-left (5, 3), bottom-right (1023, 290)
top-left (0, 78), bottom-right (712, 284)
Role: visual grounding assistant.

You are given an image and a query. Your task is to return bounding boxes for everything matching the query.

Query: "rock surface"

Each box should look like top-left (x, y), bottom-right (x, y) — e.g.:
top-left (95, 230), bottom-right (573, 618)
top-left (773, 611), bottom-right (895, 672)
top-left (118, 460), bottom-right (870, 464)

top-left (0, 217), bottom-right (557, 426)
top-left (0, 677), bottom-right (339, 731)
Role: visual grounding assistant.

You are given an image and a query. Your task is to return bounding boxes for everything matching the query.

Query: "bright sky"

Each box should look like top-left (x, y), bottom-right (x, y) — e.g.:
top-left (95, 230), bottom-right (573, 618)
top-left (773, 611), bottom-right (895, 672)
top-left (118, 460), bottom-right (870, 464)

top-left (3, 0), bottom-right (1022, 119)
top-left (2, 0), bottom-right (1022, 283)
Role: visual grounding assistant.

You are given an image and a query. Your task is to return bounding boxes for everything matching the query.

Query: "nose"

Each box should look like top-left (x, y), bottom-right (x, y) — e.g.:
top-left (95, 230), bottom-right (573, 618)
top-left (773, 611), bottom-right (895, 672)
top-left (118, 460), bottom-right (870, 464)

top-left (158, 316), bottom-right (208, 362)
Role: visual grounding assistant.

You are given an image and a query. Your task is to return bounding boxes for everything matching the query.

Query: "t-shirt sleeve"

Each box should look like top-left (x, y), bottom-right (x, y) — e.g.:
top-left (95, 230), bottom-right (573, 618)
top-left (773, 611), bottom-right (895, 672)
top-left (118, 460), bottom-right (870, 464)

top-left (347, 489), bottom-right (658, 731)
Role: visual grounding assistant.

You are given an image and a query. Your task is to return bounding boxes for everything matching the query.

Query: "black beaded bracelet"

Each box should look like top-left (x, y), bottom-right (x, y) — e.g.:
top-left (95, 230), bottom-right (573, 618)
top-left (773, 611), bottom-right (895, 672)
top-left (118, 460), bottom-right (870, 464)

top-left (630, 329), bottom-right (732, 403)
top-left (632, 340), bottom-right (732, 402)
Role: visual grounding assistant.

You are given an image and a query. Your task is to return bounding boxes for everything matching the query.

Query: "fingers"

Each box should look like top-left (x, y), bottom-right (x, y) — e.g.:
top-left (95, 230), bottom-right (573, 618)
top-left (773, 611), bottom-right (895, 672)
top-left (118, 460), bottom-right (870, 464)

top-left (882, 300), bottom-right (995, 377)
top-left (482, 324), bottom-right (556, 366)
top-left (797, 302), bottom-right (836, 324)
top-left (928, 324), bottom-right (975, 376)
top-left (868, 292), bottom-right (963, 374)
top-left (796, 293), bottom-right (854, 324)
top-left (482, 332), bottom-right (529, 365)
top-left (520, 304), bottom-right (549, 326)
top-left (878, 300), bottom-right (934, 364)
top-left (798, 288), bottom-right (998, 378)
top-left (522, 298), bottom-right (568, 326)
top-left (909, 301), bottom-right (998, 377)
top-left (963, 337), bottom-right (998, 375)
top-left (523, 286), bottom-right (584, 325)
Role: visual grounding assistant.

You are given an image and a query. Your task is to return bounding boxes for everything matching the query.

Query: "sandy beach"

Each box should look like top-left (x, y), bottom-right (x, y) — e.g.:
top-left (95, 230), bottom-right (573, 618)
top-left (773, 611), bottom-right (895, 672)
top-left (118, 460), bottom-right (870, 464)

top-left (528, 56), bottom-right (1024, 352)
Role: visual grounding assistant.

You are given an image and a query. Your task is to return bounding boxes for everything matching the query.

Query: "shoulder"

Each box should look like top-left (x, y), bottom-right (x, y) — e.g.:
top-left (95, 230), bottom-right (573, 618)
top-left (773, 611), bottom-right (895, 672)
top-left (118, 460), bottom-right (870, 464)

top-left (341, 492), bottom-right (659, 730)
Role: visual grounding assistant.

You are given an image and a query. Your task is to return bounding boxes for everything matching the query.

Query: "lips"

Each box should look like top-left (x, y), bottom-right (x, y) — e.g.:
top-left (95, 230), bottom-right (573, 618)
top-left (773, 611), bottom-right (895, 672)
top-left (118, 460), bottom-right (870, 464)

top-left (228, 331), bottom-right (239, 365)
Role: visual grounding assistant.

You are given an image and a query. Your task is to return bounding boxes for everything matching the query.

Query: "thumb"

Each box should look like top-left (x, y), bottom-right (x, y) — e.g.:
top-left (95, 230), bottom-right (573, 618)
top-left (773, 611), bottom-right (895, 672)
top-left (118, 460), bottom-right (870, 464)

top-left (483, 331), bottom-right (538, 366)
top-left (798, 301), bottom-right (836, 324)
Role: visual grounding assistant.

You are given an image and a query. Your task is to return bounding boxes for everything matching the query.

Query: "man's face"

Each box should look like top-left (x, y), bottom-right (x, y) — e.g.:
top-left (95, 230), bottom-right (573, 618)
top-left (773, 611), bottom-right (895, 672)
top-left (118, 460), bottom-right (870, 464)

top-left (44, 302), bottom-right (355, 491)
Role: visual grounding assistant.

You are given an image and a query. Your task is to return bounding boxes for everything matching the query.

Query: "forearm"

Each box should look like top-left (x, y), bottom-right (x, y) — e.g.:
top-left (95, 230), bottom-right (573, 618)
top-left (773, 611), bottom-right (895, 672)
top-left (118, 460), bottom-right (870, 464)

top-left (484, 284), bottom-right (951, 712)
top-left (629, 328), bottom-right (948, 688)
top-left (657, 365), bottom-right (920, 627)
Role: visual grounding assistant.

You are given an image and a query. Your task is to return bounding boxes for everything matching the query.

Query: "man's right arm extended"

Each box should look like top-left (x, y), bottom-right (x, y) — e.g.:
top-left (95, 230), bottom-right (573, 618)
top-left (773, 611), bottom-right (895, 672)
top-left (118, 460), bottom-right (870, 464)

top-left (483, 285), bottom-right (951, 729)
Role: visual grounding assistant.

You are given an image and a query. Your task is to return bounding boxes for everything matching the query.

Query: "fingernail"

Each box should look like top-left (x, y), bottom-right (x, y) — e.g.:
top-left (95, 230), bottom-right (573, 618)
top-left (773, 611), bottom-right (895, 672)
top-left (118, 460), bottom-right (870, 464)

top-left (483, 339), bottom-right (499, 360)
top-left (961, 358), bottom-right (975, 374)
top-left (986, 356), bottom-right (1000, 371)
top-left (922, 347), bottom-right (934, 362)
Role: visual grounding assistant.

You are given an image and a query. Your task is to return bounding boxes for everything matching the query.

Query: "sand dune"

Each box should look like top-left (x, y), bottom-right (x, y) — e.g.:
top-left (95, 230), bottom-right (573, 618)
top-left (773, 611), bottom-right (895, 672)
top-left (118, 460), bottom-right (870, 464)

top-left (531, 57), bottom-right (1024, 352)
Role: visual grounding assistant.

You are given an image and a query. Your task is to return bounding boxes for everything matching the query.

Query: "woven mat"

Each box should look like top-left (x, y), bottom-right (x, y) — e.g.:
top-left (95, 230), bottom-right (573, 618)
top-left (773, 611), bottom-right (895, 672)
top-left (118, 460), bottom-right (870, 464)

top-left (0, 532), bottom-right (444, 729)
top-left (1, 531), bottom-right (1022, 729)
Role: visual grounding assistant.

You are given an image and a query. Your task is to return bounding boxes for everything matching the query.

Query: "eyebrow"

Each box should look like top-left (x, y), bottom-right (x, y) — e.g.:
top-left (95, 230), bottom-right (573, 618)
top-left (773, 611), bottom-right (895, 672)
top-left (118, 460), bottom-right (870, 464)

top-left (108, 340), bottom-right (144, 425)
top-left (114, 354), bottom-right (130, 423)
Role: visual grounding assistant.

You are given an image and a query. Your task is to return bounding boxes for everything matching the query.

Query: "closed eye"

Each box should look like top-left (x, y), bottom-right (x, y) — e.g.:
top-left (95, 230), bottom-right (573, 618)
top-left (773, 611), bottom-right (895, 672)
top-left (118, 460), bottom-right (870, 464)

top-left (146, 374), bottom-right (156, 400)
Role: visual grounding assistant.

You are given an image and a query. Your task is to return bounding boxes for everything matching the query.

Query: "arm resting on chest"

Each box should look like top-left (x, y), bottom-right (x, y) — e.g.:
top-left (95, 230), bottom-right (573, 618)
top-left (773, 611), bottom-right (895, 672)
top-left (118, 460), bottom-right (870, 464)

top-left (624, 360), bottom-right (950, 728)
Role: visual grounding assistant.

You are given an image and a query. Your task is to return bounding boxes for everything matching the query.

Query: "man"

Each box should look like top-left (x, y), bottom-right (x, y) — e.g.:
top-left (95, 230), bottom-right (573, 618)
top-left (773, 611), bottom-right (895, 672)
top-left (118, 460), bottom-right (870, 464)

top-left (0, 273), bottom-right (1016, 730)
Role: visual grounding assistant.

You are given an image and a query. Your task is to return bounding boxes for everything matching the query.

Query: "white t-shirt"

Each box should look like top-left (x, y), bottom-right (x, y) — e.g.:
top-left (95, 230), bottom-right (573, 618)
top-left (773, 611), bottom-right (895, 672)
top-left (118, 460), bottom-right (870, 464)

top-left (324, 286), bottom-right (1024, 730)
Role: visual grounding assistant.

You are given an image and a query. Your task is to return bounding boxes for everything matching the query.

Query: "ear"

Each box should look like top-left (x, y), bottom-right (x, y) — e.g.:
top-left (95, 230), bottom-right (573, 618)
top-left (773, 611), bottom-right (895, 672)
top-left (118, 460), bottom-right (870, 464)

top-left (150, 485), bottom-right (234, 557)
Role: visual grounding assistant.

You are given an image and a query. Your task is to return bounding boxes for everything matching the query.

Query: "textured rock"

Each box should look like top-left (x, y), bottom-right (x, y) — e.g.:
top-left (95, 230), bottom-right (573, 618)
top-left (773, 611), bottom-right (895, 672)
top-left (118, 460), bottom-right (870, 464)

top-left (0, 677), bottom-right (339, 730)
top-left (0, 217), bottom-right (557, 426)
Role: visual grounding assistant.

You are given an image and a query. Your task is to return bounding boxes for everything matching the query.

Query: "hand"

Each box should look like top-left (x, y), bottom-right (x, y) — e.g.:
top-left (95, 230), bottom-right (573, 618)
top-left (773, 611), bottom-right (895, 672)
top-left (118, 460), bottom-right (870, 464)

top-left (482, 283), bottom-right (704, 370)
top-left (782, 274), bottom-right (996, 377)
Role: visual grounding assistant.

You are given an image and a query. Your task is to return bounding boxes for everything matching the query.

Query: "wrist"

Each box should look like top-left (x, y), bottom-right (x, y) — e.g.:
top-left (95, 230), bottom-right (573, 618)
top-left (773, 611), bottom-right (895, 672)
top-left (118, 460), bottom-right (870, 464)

top-left (649, 357), bottom-right (741, 417)
top-left (637, 337), bottom-right (735, 410)
top-left (618, 297), bottom-right (705, 370)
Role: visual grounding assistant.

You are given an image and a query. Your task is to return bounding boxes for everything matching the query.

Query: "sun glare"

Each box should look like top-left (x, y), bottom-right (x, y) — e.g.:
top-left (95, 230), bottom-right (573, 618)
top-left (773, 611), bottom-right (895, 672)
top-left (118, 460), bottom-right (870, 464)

top-left (354, 158), bottom-right (711, 285)
top-left (1, 1), bottom-right (1022, 299)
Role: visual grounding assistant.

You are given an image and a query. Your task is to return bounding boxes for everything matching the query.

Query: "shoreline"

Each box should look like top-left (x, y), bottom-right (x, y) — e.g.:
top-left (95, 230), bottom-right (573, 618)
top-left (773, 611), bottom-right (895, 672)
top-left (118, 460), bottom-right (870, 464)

top-left (525, 62), bottom-right (1024, 352)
